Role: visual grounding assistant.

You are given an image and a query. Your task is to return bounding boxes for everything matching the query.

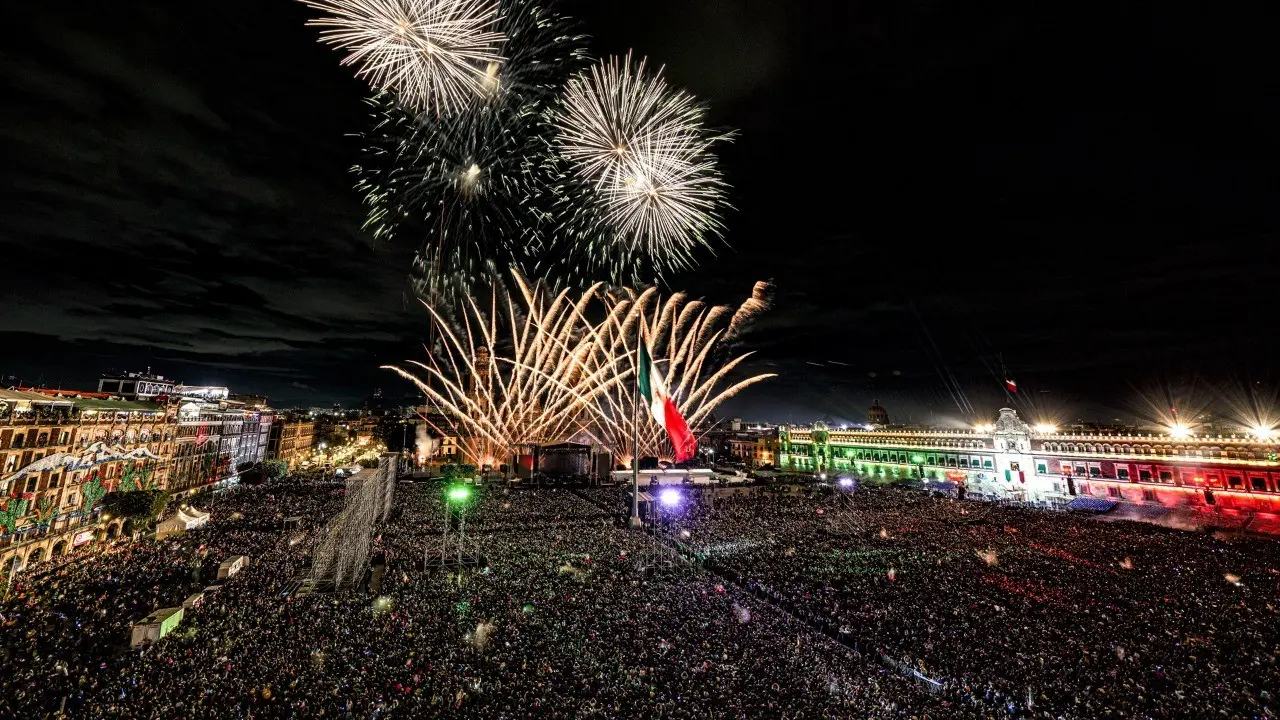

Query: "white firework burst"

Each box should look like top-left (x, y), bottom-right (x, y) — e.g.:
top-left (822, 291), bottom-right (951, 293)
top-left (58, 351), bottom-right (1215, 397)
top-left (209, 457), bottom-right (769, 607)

top-left (553, 53), bottom-right (730, 277)
top-left (302, 0), bottom-right (506, 114)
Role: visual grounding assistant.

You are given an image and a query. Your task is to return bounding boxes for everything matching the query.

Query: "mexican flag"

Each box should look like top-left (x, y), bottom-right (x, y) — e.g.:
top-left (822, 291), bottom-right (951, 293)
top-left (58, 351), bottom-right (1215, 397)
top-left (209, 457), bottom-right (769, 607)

top-left (638, 339), bottom-right (697, 462)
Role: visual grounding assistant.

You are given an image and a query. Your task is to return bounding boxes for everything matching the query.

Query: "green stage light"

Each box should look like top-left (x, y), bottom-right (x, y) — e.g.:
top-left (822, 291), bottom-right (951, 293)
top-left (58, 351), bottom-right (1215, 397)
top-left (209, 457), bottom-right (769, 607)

top-left (448, 486), bottom-right (471, 502)
top-left (911, 455), bottom-right (925, 464)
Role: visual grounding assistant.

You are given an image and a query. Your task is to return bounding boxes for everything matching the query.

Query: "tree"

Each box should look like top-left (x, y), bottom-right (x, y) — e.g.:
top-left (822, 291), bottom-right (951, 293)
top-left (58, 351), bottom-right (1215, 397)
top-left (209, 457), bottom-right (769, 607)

top-left (262, 459), bottom-right (288, 482)
top-left (109, 489), bottom-right (171, 526)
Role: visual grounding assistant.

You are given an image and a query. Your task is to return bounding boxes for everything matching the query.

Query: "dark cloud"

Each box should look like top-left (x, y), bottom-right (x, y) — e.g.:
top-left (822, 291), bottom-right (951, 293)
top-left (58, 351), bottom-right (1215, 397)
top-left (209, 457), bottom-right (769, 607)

top-left (3, 1), bottom-right (1279, 419)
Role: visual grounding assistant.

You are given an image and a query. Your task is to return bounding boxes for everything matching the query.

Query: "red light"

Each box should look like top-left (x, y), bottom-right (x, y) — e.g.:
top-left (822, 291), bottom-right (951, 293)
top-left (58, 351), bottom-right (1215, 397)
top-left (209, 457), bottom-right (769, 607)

top-left (1194, 477), bottom-right (1204, 484)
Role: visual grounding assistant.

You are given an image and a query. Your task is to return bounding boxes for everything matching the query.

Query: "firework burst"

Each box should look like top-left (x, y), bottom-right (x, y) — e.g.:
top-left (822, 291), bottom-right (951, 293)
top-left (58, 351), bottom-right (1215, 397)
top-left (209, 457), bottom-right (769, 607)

top-left (384, 270), bottom-right (773, 465)
top-left (383, 271), bottom-right (624, 466)
top-left (302, 0), bottom-right (506, 115)
top-left (352, 0), bottom-right (587, 302)
top-left (552, 53), bottom-right (731, 280)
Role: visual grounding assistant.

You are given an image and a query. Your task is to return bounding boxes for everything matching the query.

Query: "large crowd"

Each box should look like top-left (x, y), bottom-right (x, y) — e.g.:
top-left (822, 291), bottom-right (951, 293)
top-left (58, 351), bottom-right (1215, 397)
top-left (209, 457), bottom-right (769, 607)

top-left (2, 475), bottom-right (1277, 719)
top-left (648, 484), bottom-right (1280, 719)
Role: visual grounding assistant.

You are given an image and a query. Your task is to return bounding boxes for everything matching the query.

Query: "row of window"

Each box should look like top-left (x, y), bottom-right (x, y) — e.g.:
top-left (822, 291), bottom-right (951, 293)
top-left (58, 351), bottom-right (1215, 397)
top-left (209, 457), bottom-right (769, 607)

top-left (1038, 459), bottom-right (1277, 492)
top-left (1041, 442), bottom-right (1271, 461)
top-left (818, 448), bottom-right (996, 470)
top-left (2, 427), bottom-right (176, 450)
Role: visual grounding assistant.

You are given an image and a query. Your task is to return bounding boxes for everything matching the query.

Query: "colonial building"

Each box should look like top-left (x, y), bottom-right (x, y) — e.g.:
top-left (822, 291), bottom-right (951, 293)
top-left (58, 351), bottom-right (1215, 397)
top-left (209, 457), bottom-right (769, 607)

top-left (1, 388), bottom-right (177, 570)
top-left (168, 398), bottom-right (272, 495)
top-left (699, 419), bottom-right (780, 468)
top-left (267, 415), bottom-right (317, 468)
top-left (779, 407), bottom-right (1280, 527)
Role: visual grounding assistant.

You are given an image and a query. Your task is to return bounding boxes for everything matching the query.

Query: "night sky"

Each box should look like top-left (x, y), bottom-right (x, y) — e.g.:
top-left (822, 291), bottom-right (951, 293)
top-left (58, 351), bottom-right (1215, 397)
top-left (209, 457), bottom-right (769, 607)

top-left (2, 1), bottom-right (1277, 426)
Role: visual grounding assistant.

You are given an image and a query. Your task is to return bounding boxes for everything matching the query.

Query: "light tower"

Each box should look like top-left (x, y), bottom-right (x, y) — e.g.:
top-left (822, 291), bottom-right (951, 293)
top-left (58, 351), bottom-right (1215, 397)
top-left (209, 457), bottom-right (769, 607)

top-left (436, 485), bottom-right (481, 569)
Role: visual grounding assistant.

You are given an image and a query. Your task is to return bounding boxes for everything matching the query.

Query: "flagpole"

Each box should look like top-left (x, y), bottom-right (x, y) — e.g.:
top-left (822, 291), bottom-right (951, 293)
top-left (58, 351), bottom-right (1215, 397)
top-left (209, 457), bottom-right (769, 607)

top-left (630, 323), bottom-right (641, 528)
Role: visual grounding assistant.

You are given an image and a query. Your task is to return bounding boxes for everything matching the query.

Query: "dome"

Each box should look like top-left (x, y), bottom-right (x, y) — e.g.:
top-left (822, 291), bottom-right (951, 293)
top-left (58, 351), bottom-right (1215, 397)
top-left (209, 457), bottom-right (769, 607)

top-left (867, 401), bottom-right (889, 426)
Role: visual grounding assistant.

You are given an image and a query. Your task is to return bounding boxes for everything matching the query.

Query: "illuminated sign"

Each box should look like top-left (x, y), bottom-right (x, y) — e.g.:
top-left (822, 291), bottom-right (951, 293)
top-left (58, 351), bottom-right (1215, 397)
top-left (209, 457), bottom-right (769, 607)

top-left (73, 530), bottom-right (95, 546)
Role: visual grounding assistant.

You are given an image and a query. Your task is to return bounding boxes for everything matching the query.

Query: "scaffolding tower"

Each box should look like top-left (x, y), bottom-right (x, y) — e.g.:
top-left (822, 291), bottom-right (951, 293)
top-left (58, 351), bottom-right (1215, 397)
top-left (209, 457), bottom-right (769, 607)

top-left (433, 485), bottom-right (481, 569)
top-left (310, 466), bottom-right (390, 591)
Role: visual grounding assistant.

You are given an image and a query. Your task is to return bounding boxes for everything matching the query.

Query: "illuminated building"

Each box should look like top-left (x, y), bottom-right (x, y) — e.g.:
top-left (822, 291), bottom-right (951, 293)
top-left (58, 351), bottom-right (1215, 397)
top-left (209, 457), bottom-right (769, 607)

top-left (780, 407), bottom-right (1280, 526)
top-left (700, 418), bottom-right (779, 468)
top-left (169, 396), bottom-right (272, 496)
top-left (267, 415), bottom-right (318, 468)
top-left (97, 369), bottom-right (177, 400)
top-left (1, 388), bottom-right (177, 569)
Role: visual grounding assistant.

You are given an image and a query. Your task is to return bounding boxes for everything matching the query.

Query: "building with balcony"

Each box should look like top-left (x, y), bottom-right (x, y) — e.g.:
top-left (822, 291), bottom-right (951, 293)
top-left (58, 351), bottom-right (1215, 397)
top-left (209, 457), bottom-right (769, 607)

top-left (0, 388), bottom-right (177, 570)
top-left (169, 400), bottom-right (272, 495)
top-left (698, 419), bottom-right (780, 468)
top-left (779, 407), bottom-right (1280, 528)
top-left (267, 415), bottom-right (317, 468)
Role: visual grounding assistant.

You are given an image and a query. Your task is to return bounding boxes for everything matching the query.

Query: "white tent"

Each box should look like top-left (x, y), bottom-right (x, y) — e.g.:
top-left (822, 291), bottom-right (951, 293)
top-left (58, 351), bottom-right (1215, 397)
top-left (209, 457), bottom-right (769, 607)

top-left (155, 507), bottom-right (210, 538)
top-left (217, 555), bottom-right (249, 580)
top-left (130, 606), bottom-right (184, 648)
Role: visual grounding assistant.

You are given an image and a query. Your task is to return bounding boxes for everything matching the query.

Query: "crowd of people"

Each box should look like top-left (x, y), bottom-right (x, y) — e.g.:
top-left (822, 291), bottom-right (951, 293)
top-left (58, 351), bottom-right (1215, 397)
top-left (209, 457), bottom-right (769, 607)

top-left (3, 474), bottom-right (1277, 718)
top-left (654, 484), bottom-right (1280, 718)
top-left (0, 482), bottom-right (346, 718)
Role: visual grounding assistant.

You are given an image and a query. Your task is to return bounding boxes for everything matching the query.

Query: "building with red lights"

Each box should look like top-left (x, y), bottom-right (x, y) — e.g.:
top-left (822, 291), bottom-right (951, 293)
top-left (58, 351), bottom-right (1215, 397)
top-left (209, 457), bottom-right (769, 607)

top-left (780, 407), bottom-right (1280, 533)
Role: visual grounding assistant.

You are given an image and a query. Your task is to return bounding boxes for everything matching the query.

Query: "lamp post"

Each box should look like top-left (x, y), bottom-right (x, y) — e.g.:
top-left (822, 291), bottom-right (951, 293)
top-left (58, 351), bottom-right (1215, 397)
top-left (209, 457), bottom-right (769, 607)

top-left (912, 454), bottom-right (926, 482)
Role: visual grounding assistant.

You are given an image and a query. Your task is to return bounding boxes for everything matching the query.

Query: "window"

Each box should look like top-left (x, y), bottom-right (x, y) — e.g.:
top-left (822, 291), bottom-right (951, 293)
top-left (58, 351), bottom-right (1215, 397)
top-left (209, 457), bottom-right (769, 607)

top-left (1074, 464), bottom-right (1087, 476)
top-left (12, 434), bottom-right (23, 449)
top-left (25, 477), bottom-right (37, 493)
top-left (1108, 486), bottom-right (1121, 498)
top-left (983, 459), bottom-right (993, 469)
top-left (947, 457), bottom-right (957, 467)
top-left (927, 455), bottom-right (936, 465)
top-left (49, 474), bottom-right (60, 489)
top-left (1139, 469), bottom-right (1152, 482)
top-left (1143, 489), bottom-right (1155, 501)
top-left (958, 458), bottom-right (969, 468)
top-left (66, 494), bottom-right (77, 506)
top-left (1052, 482), bottom-right (1062, 493)
top-left (1251, 477), bottom-right (1269, 492)
top-left (1117, 467), bottom-right (1130, 480)
top-left (1088, 464), bottom-right (1102, 478)
top-left (1159, 471), bottom-right (1174, 483)
top-left (1227, 475), bottom-right (1244, 490)
top-left (1036, 463), bottom-right (1048, 474)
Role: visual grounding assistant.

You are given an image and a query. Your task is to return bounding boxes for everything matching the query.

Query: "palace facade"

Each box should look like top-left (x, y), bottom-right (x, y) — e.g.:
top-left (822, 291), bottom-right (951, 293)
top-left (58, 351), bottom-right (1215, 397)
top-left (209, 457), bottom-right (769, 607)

top-left (780, 407), bottom-right (1280, 529)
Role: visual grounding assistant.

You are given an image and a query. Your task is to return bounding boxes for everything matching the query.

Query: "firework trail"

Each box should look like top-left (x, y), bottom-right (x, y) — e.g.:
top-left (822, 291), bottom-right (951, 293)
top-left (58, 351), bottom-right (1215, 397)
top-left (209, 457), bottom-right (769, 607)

top-left (384, 271), bottom-right (621, 466)
top-left (384, 269), bottom-right (773, 465)
top-left (583, 283), bottom-right (775, 463)
top-left (725, 280), bottom-right (773, 342)
top-left (302, 0), bottom-right (506, 115)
